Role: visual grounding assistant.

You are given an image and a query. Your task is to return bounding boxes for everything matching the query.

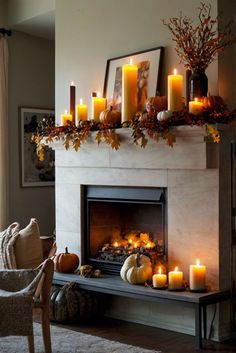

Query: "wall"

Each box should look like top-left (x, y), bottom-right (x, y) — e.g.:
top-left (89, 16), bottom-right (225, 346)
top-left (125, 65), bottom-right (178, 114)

top-left (218, 0), bottom-right (236, 109)
top-left (8, 31), bottom-right (55, 235)
top-left (55, 0), bottom-right (218, 122)
top-left (0, 0), bottom-right (7, 27)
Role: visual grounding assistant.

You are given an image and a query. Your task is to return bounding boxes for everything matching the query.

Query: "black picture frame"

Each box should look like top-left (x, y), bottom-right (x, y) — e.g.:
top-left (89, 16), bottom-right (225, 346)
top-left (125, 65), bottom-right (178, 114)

top-left (103, 47), bottom-right (163, 111)
top-left (20, 107), bottom-right (55, 187)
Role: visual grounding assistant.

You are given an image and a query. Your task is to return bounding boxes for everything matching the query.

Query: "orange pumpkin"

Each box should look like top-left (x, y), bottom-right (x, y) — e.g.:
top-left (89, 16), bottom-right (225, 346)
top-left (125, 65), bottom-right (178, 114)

top-left (145, 96), bottom-right (167, 114)
top-left (202, 95), bottom-right (225, 110)
top-left (53, 247), bottom-right (79, 273)
top-left (99, 107), bottom-right (121, 124)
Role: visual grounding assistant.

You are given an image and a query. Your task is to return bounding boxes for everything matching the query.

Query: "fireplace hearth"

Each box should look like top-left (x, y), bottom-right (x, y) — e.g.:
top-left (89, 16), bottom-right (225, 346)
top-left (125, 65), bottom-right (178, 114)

top-left (83, 185), bottom-right (167, 274)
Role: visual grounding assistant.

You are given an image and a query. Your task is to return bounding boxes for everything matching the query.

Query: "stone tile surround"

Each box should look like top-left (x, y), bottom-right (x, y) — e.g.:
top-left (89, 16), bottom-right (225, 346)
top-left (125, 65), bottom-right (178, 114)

top-left (51, 125), bottom-right (235, 340)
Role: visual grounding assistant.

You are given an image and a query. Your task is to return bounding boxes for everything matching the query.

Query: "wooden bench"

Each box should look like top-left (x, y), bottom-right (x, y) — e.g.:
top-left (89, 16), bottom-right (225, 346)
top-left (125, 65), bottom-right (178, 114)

top-left (53, 272), bottom-right (231, 350)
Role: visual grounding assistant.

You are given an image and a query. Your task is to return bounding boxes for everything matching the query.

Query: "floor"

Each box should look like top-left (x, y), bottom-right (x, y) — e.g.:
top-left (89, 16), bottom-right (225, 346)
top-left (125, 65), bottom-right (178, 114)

top-left (53, 317), bottom-right (236, 353)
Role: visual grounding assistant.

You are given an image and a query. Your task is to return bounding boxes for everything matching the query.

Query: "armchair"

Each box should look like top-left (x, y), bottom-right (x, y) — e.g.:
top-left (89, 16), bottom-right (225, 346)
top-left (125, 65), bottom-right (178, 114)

top-left (0, 258), bottom-right (54, 353)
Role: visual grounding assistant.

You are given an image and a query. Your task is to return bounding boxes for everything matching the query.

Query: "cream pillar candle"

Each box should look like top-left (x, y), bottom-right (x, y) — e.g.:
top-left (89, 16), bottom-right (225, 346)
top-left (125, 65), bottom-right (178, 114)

top-left (61, 109), bottom-right (73, 126)
top-left (153, 267), bottom-right (167, 288)
top-left (122, 58), bottom-right (138, 123)
top-left (189, 98), bottom-right (204, 115)
top-left (91, 92), bottom-right (107, 122)
top-left (168, 69), bottom-right (183, 112)
top-left (76, 98), bottom-right (88, 122)
top-left (168, 267), bottom-right (183, 290)
top-left (189, 259), bottom-right (206, 291)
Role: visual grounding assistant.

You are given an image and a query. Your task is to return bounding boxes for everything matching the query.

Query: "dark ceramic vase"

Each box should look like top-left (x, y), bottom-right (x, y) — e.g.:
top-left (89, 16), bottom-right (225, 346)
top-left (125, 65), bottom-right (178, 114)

top-left (189, 69), bottom-right (208, 100)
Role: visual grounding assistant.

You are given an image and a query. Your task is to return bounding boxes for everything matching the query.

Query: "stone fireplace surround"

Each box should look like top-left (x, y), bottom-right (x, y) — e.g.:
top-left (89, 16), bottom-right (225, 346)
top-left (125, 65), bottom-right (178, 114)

top-left (53, 125), bottom-right (235, 341)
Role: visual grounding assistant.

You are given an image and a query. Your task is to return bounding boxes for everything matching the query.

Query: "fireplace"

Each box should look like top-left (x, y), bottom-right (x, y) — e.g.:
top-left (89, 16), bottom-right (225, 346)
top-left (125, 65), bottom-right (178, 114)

top-left (83, 185), bottom-right (167, 274)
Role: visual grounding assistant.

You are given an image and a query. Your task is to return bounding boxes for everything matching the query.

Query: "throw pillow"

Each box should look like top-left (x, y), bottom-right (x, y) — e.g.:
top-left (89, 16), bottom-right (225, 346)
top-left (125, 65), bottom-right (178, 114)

top-left (14, 218), bottom-right (43, 269)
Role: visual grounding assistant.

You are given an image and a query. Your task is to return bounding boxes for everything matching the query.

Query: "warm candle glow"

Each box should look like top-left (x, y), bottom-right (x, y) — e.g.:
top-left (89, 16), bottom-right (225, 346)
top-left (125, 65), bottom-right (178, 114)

top-left (80, 98), bottom-right (83, 104)
top-left (189, 260), bottom-right (206, 291)
top-left (153, 267), bottom-right (167, 288)
top-left (130, 57), bottom-right (133, 65)
top-left (173, 68), bottom-right (177, 75)
top-left (70, 81), bottom-right (75, 86)
top-left (61, 109), bottom-right (73, 126)
top-left (146, 242), bottom-right (151, 248)
top-left (76, 99), bottom-right (88, 123)
top-left (158, 266), bottom-right (162, 275)
top-left (189, 98), bottom-right (204, 115)
top-left (97, 91), bottom-right (100, 98)
top-left (168, 266), bottom-right (183, 290)
top-left (114, 242), bottom-right (119, 247)
top-left (134, 242), bottom-right (138, 248)
top-left (174, 266), bottom-right (178, 272)
top-left (129, 238), bottom-right (132, 244)
top-left (194, 98), bottom-right (199, 102)
top-left (91, 92), bottom-right (107, 121)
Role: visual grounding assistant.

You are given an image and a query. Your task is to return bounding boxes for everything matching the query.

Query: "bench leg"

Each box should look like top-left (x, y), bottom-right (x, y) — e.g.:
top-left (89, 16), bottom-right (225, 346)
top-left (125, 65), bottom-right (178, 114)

top-left (195, 304), bottom-right (203, 349)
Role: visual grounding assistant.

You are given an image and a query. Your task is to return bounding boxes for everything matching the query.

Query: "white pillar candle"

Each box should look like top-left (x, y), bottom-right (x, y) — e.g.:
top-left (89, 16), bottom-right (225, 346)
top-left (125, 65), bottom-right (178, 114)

top-left (189, 259), bottom-right (206, 291)
top-left (153, 267), bottom-right (167, 288)
top-left (168, 267), bottom-right (183, 290)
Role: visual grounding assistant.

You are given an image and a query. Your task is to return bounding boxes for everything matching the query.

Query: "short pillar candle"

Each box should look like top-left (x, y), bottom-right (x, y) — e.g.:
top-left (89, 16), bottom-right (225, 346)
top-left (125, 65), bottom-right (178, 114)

top-left (76, 98), bottom-right (88, 122)
top-left (168, 267), bottom-right (183, 290)
top-left (189, 98), bottom-right (204, 115)
top-left (153, 267), bottom-right (167, 288)
top-left (91, 91), bottom-right (107, 122)
top-left (189, 259), bottom-right (206, 291)
top-left (61, 109), bottom-right (73, 126)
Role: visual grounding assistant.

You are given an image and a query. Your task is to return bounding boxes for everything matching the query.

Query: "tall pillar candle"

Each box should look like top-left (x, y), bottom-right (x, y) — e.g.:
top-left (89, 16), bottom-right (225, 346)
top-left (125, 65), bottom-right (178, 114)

top-left (91, 91), bottom-right (107, 122)
top-left (189, 259), bottom-right (206, 291)
top-left (76, 99), bottom-right (88, 123)
top-left (70, 81), bottom-right (76, 124)
top-left (122, 58), bottom-right (138, 123)
top-left (168, 69), bottom-right (183, 112)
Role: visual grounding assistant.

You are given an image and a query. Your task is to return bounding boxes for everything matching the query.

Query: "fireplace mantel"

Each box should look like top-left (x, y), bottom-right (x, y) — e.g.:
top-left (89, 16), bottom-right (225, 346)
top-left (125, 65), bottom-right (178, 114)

top-left (52, 124), bottom-right (236, 341)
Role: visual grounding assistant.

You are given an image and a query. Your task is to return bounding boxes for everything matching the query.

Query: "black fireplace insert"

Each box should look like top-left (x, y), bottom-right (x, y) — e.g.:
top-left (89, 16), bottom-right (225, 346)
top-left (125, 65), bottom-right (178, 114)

top-left (83, 185), bottom-right (167, 275)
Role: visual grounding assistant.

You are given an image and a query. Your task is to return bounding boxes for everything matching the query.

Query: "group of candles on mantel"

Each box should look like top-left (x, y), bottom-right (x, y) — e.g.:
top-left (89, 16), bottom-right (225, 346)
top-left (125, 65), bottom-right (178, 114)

top-left (61, 59), bottom-right (204, 126)
top-left (153, 259), bottom-right (206, 291)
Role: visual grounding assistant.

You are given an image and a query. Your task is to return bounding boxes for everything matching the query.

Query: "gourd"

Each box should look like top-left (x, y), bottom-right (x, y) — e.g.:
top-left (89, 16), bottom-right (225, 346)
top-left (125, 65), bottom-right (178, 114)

top-left (53, 247), bottom-right (79, 273)
top-left (99, 107), bottom-right (121, 124)
top-left (49, 282), bottom-right (104, 323)
top-left (203, 95), bottom-right (225, 110)
top-left (157, 110), bottom-right (172, 121)
top-left (145, 96), bottom-right (167, 114)
top-left (120, 253), bottom-right (153, 284)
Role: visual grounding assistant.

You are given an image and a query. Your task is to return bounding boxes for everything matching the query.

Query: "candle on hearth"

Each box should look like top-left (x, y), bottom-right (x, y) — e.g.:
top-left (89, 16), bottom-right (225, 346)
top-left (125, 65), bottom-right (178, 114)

top-left (168, 267), bottom-right (183, 290)
top-left (189, 98), bottom-right (204, 115)
top-left (70, 81), bottom-right (76, 124)
top-left (91, 91), bottom-right (107, 122)
top-left (122, 58), bottom-right (138, 123)
top-left (76, 98), bottom-right (88, 122)
top-left (168, 69), bottom-right (183, 111)
top-left (61, 109), bottom-right (73, 126)
top-left (189, 259), bottom-right (206, 291)
top-left (153, 266), bottom-right (167, 288)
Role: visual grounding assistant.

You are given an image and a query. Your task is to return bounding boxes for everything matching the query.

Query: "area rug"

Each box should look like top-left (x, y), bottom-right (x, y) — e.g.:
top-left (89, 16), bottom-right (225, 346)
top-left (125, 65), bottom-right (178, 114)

top-left (0, 322), bottom-right (162, 353)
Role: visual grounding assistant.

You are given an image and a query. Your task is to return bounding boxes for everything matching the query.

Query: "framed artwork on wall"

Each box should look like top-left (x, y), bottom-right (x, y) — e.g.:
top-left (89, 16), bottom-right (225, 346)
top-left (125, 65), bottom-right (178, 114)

top-left (20, 107), bottom-right (55, 187)
top-left (103, 47), bottom-right (163, 112)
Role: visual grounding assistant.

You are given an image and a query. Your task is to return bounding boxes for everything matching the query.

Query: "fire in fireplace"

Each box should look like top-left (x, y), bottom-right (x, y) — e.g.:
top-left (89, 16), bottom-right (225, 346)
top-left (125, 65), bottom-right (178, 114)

top-left (83, 186), bottom-right (167, 274)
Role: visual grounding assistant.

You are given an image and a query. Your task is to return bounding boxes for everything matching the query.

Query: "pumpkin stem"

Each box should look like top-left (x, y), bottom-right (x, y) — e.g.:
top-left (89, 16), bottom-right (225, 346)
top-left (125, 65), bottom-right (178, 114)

top-left (109, 105), bottom-right (113, 111)
top-left (136, 253), bottom-right (141, 267)
top-left (65, 247), bottom-right (68, 254)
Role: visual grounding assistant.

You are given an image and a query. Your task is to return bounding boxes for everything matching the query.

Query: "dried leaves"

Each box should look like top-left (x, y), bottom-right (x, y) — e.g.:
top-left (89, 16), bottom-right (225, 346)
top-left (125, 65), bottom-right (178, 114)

top-left (163, 3), bottom-right (236, 70)
top-left (31, 108), bottom-right (236, 160)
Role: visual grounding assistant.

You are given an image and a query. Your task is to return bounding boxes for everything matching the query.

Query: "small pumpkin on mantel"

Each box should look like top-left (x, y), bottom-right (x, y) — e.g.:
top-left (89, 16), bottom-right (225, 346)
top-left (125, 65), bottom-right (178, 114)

top-left (53, 247), bottom-right (79, 273)
top-left (120, 253), bottom-right (153, 284)
top-left (145, 96), bottom-right (167, 114)
top-left (99, 106), bottom-right (121, 124)
top-left (157, 110), bottom-right (172, 121)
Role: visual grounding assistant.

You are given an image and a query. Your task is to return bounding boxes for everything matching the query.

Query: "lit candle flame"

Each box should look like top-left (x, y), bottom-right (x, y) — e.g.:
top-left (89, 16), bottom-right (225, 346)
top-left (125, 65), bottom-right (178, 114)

top-left (64, 109), bottom-right (68, 114)
top-left (173, 68), bottom-right (177, 75)
top-left (70, 81), bottom-right (75, 86)
top-left (130, 57), bottom-right (133, 65)
top-left (79, 98), bottom-right (83, 105)
top-left (114, 242), bottom-right (118, 247)
top-left (194, 98), bottom-right (199, 102)
top-left (158, 266), bottom-right (162, 275)
top-left (97, 91), bottom-right (100, 98)
top-left (129, 238), bottom-right (132, 244)
top-left (174, 266), bottom-right (178, 272)
top-left (196, 259), bottom-right (200, 266)
top-left (146, 242), bottom-right (151, 248)
top-left (134, 242), bottom-right (138, 248)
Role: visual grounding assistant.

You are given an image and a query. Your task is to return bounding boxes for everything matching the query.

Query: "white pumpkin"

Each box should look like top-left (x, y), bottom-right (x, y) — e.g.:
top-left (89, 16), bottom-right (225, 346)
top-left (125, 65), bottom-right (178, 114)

top-left (120, 253), bottom-right (153, 284)
top-left (157, 110), bottom-right (172, 121)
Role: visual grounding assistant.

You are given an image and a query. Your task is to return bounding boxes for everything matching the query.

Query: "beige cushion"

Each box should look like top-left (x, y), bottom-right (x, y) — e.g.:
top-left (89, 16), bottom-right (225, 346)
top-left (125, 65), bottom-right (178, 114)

top-left (14, 218), bottom-right (43, 269)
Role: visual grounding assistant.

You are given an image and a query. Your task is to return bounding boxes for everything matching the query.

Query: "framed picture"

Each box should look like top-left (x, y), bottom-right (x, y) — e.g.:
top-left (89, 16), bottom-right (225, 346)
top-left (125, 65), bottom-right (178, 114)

top-left (103, 47), bottom-right (163, 112)
top-left (20, 107), bottom-right (55, 187)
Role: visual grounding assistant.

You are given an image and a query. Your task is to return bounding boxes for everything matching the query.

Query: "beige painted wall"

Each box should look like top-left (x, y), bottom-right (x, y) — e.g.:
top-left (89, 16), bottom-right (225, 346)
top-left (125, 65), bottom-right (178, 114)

top-left (0, 0), bottom-right (7, 26)
top-left (55, 0), bottom-right (218, 122)
top-left (8, 31), bottom-right (55, 235)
